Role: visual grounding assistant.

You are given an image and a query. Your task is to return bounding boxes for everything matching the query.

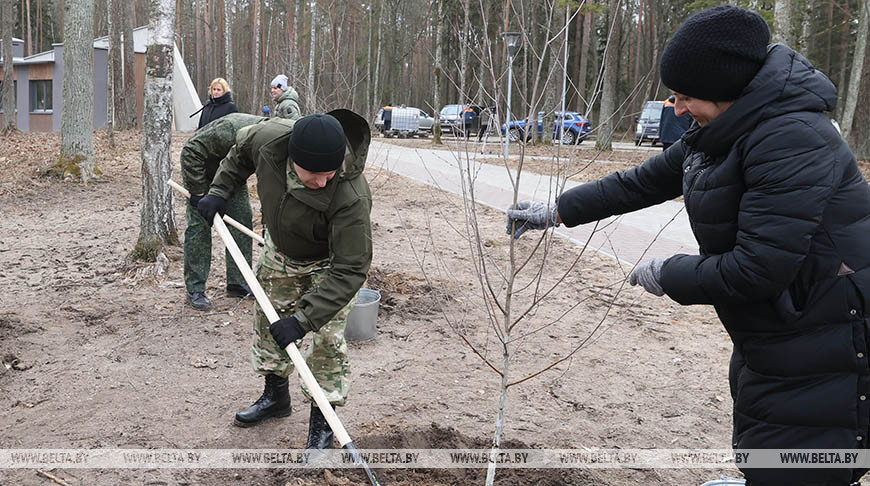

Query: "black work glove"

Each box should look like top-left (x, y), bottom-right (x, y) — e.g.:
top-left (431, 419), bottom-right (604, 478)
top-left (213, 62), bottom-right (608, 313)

top-left (269, 316), bottom-right (307, 349)
top-left (196, 194), bottom-right (227, 226)
top-left (189, 193), bottom-right (203, 209)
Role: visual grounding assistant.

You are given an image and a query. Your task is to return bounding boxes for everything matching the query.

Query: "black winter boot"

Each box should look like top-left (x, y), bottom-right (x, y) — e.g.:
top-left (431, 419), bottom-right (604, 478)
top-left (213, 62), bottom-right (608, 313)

top-left (233, 374), bottom-right (291, 427)
top-left (305, 405), bottom-right (335, 450)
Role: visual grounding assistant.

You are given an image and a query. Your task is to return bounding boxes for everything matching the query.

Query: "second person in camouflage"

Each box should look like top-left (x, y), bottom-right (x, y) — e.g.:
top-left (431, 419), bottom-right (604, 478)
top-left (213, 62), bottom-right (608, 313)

top-left (180, 113), bottom-right (267, 309)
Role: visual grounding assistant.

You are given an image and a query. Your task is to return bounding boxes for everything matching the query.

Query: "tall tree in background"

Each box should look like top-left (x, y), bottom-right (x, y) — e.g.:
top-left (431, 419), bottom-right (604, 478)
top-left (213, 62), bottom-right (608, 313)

top-left (774, 0), bottom-right (797, 46)
top-left (58, 0), bottom-right (95, 181)
top-left (306, 0), bottom-right (316, 111)
top-left (595, 0), bottom-right (620, 151)
top-left (840, 0), bottom-right (869, 144)
top-left (224, 0), bottom-right (232, 86)
top-left (134, 0), bottom-right (177, 261)
top-left (2, 0), bottom-right (17, 133)
top-left (432, 0), bottom-right (443, 143)
top-left (122, 1), bottom-right (136, 128)
top-left (108, 0), bottom-right (123, 130)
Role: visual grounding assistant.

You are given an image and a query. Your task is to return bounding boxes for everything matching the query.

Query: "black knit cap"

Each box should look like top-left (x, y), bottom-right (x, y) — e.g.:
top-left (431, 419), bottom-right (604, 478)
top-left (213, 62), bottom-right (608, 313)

top-left (288, 114), bottom-right (347, 172)
top-left (660, 6), bottom-right (770, 101)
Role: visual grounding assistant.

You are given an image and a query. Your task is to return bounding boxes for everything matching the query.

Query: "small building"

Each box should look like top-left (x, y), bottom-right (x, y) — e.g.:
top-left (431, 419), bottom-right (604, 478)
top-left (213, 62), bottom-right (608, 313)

top-left (0, 27), bottom-right (201, 133)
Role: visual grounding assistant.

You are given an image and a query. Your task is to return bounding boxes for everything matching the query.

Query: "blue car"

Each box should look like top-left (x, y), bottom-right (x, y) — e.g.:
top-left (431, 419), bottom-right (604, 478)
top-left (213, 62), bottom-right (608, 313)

top-left (501, 111), bottom-right (591, 144)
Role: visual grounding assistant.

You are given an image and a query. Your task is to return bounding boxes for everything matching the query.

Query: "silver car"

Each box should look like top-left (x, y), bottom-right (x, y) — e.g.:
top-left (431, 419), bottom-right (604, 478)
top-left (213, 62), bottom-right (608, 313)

top-left (411, 108), bottom-right (434, 133)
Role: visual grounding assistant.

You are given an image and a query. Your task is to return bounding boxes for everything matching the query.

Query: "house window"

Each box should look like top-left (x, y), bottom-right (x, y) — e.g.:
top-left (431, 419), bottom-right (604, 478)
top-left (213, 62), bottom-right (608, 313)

top-left (0, 80), bottom-right (16, 113)
top-left (29, 80), bottom-right (52, 112)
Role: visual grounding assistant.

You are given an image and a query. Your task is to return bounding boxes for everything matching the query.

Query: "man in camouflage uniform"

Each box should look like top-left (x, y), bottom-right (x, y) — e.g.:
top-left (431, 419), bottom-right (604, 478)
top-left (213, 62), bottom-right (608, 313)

top-left (269, 74), bottom-right (302, 120)
top-left (198, 110), bottom-right (372, 450)
top-left (180, 113), bottom-right (267, 310)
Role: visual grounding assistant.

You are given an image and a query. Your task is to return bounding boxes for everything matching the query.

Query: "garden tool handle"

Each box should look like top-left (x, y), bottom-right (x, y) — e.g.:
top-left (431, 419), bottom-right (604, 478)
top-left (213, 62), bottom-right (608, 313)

top-left (210, 214), bottom-right (354, 446)
top-left (167, 179), bottom-right (265, 245)
top-left (169, 179), bottom-right (381, 486)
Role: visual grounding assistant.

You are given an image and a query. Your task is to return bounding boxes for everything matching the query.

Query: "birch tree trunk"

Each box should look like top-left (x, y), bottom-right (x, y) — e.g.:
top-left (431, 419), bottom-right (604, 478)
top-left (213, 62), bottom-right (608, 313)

top-left (840, 0), bottom-right (869, 143)
top-left (432, 0), bottom-right (443, 144)
top-left (120, 2), bottom-right (137, 128)
top-left (372, 1), bottom-right (383, 108)
top-left (774, 0), bottom-right (796, 47)
top-left (2, 0), bottom-right (17, 133)
top-left (251, 0), bottom-right (260, 113)
top-left (595, 0), bottom-right (620, 152)
top-left (59, 0), bottom-right (96, 182)
top-left (307, 0), bottom-right (316, 112)
top-left (134, 0), bottom-right (178, 261)
top-left (459, 0), bottom-right (470, 103)
top-left (25, 0), bottom-right (32, 55)
top-left (224, 0), bottom-right (233, 86)
top-left (108, 0), bottom-right (123, 130)
top-left (851, 35), bottom-right (870, 160)
top-left (577, 10), bottom-right (591, 112)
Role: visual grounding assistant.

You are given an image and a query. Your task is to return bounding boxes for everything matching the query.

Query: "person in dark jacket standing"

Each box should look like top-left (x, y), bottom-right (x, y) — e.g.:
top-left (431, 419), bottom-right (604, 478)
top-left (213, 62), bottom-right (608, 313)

top-left (181, 113), bottom-right (267, 309)
top-left (196, 77), bottom-right (238, 129)
top-left (658, 95), bottom-right (692, 150)
top-left (198, 110), bottom-right (372, 451)
top-left (506, 6), bottom-right (870, 485)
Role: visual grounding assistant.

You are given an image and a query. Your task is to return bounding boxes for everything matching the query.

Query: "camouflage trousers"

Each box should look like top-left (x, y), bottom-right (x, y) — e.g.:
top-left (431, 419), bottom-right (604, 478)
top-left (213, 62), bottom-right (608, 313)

top-left (252, 232), bottom-right (354, 406)
top-left (183, 187), bottom-right (253, 294)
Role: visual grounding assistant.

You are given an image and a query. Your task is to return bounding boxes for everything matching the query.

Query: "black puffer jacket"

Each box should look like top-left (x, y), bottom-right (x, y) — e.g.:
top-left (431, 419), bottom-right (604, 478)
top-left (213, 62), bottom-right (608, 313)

top-left (559, 45), bottom-right (870, 484)
top-left (197, 91), bottom-right (238, 129)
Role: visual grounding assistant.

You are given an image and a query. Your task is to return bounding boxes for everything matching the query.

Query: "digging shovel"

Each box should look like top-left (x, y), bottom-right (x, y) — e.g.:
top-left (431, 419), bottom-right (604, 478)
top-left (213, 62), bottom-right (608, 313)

top-left (167, 180), bottom-right (382, 486)
top-left (167, 179), bottom-right (265, 245)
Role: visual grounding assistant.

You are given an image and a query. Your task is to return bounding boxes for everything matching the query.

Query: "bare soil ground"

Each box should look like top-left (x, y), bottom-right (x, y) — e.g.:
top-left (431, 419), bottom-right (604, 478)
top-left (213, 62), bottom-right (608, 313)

top-left (2, 129), bottom-right (751, 486)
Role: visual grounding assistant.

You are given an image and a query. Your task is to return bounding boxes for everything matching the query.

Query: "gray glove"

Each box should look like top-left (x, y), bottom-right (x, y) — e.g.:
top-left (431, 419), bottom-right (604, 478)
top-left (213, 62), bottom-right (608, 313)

top-left (505, 201), bottom-right (559, 239)
top-left (628, 258), bottom-right (666, 296)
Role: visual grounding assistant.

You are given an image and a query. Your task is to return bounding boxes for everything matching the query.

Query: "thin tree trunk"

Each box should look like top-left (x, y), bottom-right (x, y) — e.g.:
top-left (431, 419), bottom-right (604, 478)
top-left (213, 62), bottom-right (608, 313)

top-left (109, 0), bottom-right (123, 130)
top-left (135, 0), bottom-right (178, 261)
top-left (59, 0), bottom-right (96, 182)
top-left (840, 0), bottom-right (869, 142)
top-left (577, 11), bottom-right (591, 112)
top-left (373, 2), bottom-right (384, 109)
top-left (459, 0), bottom-right (470, 103)
top-left (251, 0), bottom-right (260, 113)
top-left (292, 0), bottom-right (300, 84)
top-left (25, 0), bottom-right (32, 55)
top-left (224, 0), bottom-right (233, 86)
top-left (120, 1), bottom-right (136, 129)
top-left (432, 0), bottom-right (442, 143)
top-left (837, 1), bottom-right (852, 120)
top-left (2, 0), bottom-right (17, 133)
top-left (306, 0), bottom-right (316, 111)
top-left (596, 0), bottom-right (620, 152)
top-left (366, 2), bottom-right (372, 115)
top-left (774, 0), bottom-right (795, 47)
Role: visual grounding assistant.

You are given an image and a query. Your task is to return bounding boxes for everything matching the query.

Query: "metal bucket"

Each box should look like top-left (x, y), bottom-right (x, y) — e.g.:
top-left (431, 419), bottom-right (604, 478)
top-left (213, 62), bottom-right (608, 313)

top-left (345, 289), bottom-right (381, 342)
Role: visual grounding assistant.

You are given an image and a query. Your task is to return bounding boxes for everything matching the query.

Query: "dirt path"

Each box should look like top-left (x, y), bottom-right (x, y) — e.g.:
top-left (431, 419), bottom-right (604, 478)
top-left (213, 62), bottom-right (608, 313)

top-left (1, 131), bottom-right (736, 486)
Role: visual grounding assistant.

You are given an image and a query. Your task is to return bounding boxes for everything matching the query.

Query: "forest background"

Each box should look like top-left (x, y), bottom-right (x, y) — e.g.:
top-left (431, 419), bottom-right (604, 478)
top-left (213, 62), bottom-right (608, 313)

top-left (5, 0), bottom-right (870, 160)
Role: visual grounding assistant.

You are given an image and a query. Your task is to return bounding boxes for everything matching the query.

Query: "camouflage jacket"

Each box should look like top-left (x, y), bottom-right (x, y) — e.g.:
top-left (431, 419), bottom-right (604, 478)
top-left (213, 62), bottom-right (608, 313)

top-left (275, 87), bottom-right (301, 120)
top-left (209, 110), bottom-right (373, 332)
top-left (180, 113), bottom-right (267, 195)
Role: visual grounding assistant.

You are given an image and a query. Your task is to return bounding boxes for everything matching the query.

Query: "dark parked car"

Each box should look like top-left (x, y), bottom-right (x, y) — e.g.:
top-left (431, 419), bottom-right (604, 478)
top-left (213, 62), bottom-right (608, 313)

top-left (635, 100), bottom-right (664, 146)
top-left (501, 111), bottom-right (591, 144)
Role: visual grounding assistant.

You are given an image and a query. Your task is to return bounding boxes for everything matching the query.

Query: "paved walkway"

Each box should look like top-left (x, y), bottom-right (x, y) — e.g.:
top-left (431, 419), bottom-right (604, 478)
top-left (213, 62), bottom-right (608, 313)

top-left (367, 141), bottom-right (698, 266)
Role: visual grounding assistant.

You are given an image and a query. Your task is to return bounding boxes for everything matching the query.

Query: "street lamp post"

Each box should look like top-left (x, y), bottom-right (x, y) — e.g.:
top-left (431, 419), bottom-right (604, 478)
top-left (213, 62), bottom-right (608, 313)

top-left (502, 32), bottom-right (521, 164)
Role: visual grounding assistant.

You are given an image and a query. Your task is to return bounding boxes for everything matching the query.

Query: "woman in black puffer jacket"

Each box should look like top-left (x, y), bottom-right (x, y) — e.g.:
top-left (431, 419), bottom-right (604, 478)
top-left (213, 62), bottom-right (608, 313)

top-left (196, 77), bottom-right (238, 129)
top-left (507, 6), bottom-right (870, 485)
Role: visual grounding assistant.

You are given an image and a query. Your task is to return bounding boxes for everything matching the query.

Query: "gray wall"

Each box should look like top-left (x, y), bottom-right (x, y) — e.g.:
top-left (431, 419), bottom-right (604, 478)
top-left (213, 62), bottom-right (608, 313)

top-left (52, 45), bottom-right (62, 131)
top-left (93, 47), bottom-right (108, 129)
top-left (15, 65), bottom-right (28, 131)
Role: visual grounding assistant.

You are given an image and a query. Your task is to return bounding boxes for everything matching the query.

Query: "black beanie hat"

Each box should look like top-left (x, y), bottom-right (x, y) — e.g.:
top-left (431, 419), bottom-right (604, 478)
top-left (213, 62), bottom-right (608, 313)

top-left (660, 6), bottom-right (770, 101)
top-left (288, 114), bottom-right (347, 172)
